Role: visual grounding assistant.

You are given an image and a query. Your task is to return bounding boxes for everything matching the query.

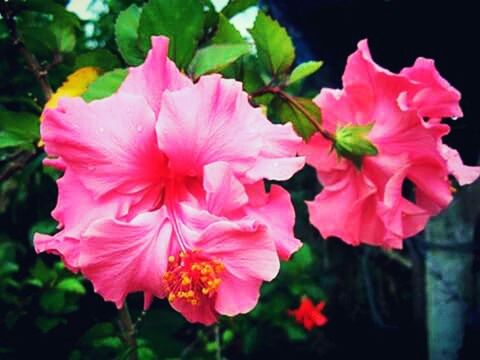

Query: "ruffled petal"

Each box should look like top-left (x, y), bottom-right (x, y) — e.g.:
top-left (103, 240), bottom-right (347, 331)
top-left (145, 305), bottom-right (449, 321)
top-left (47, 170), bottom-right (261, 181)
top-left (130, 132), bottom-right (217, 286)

top-left (244, 121), bottom-right (305, 182)
top-left (33, 170), bottom-right (119, 271)
top-left (169, 295), bottom-right (217, 325)
top-left (192, 219), bottom-right (280, 282)
top-left (156, 74), bottom-right (263, 176)
top-left (245, 182), bottom-right (301, 260)
top-left (400, 57), bottom-right (463, 119)
top-left (203, 161), bottom-right (248, 216)
top-left (41, 93), bottom-right (166, 207)
top-left (215, 272), bottom-right (262, 316)
top-left (118, 36), bottom-right (192, 115)
top-left (441, 144), bottom-right (480, 186)
top-left (80, 209), bottom-right (173, 308)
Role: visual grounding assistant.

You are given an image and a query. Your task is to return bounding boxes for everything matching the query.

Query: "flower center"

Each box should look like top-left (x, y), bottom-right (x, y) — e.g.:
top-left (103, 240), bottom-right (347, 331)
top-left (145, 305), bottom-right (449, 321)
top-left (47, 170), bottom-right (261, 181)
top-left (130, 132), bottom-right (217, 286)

top-left (163, 251), bottom-right (224, 306)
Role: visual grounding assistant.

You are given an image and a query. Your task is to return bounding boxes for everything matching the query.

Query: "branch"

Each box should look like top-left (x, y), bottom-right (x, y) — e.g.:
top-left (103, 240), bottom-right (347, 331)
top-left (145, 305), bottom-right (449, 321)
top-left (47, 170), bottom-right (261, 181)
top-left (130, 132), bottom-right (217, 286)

top-left (250, 86), bottom-right (335, 142)
top-left (0, 2), bottom-right (53, 101)
top-left (0, 149), bottom-right (38, 182)
top-left (118, 303), bottom-right (138, 360)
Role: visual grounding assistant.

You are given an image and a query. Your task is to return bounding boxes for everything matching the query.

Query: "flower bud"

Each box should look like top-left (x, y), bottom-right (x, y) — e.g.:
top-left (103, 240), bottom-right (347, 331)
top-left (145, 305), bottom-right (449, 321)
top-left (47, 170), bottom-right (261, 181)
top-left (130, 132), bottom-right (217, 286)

top-left (334, 123), bottom-right (378, 167)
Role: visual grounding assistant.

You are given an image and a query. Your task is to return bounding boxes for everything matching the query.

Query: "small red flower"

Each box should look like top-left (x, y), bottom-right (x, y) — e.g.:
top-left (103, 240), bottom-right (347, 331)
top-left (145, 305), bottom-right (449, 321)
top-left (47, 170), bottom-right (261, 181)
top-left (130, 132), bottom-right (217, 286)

top-left (289, 297), bottom-right (328, 331)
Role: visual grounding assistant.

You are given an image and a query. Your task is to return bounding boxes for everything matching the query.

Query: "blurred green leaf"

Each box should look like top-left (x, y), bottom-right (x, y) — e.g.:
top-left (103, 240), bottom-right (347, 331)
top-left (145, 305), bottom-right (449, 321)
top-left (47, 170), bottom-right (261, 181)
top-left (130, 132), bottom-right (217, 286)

top-left (40, 289), bottom-right (66, 314)
top-left (50, 22), bottom-right (76, 53)
top-left (190, 43), bottom-right (250, 77)
top-left (206, 341), bottom-right (218, 353)
top-left (288, 61), bottom-right (323, 85)
top-left (75, 50), bottom-right (121, 72)
top-left (222, 0), bottom-right (258, 18)
top-left (24, 0), bottom-right (80, 28)
top-left (79, 322), bottom-right (116, 345)
top-left (35, 315), bottom-right (65, 333)
top-left (56, 278), bottom-right (86, 295)
top-left (211, 14), bottom-right (245, 44)
top-left (250, 12), bottom-right (295, 76)
top-left (115, 5), bottom-right (144, 66)
top-left (138, 0), bottom-right (206, 69)
top-left (82, 69), bottom-right (128, 102)
top-left (30, 258), bottom-right (56, 285)
top-left (271, 96), bottom-right (319, 140)
top-left (284, 323), bottom-right (307, 341)
top-left (222, 329), bottom-right (234, 344)
top-left (0, 110), bottom-right (39, 149)
top-left (29, 219), bottom-right (57, 241)
top-left (138, 347), bottom-right (156, 360)
top-left (93, 336), bottom-right (122, 349)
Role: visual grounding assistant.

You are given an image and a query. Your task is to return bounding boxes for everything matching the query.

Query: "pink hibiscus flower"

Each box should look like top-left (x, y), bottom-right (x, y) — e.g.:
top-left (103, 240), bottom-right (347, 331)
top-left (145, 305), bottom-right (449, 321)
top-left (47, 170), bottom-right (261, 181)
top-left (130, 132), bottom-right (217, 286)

top-left (35, 36), bottom-right (305, 324)
top-left (301, 40), bottom-right (479, 248)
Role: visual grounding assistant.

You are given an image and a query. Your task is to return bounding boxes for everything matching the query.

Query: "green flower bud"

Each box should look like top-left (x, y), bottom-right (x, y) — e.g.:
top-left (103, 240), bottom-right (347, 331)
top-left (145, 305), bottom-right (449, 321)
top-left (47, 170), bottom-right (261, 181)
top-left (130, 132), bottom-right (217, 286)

top-left (333, 123), bottom-right (378, 168)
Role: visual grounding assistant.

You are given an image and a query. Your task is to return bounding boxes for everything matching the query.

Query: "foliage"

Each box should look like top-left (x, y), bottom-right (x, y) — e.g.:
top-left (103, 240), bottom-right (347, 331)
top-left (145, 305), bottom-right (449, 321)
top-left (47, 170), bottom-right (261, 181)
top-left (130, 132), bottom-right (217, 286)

top-left (0, 0), bottom-right (438, 358)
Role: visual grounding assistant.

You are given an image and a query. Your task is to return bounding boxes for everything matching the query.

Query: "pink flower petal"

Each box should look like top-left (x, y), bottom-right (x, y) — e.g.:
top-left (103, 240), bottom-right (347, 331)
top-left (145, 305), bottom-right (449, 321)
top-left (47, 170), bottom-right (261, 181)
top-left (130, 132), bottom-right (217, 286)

top-left (245, 182), bottom-right (302, 260)
top-left (400, 57), bottom-right (463, 119)
top-left (192, 219), bottom-right (280, 282)
top-left (157, 75), bottom-right (263, 176)
top-left (34, 170), bottom-right (119, 271)
top-left (203, 161), bottom-right (248, 216)
top-left (118, 36), bottom-right (192, 115)
top-left (244, 122), bottom-right (305, 182)
top-left (441, 144), bottom-right (480, 186)
top-left (41, 94), bottom-right (166, 208)
top-left (80, 209), bottom-right (173, 308)
top-left (214, 272), bottom-right (262, 316)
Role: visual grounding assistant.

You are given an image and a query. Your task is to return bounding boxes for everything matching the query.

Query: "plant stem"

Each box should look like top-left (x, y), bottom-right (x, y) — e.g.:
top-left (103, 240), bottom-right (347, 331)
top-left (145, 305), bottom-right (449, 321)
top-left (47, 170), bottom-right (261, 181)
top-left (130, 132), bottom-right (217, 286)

top-left (0, 1), bottom-right (53, 101)
top-left (214, 324), bottom-right (222, 360)
top-left (118, 303), bottom-right (138, 360)
top-left (250, 86), bottom-right (335, 142)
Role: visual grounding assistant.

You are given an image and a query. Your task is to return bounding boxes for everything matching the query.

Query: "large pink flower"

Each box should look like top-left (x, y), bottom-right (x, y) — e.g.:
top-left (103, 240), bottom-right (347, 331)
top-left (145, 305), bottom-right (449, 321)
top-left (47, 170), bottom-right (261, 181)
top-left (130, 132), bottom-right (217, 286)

top-left (35, 36), bottom-right (304, 324)
top-left (301, 40), bottom-right (479, 248)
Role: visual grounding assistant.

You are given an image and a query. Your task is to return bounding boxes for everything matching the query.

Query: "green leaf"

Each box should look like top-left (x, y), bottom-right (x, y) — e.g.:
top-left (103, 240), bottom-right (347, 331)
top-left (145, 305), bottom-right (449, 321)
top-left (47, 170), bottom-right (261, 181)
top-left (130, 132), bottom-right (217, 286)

top-left (115, 5), bottom-right (144, 66)
top-left (0, 110), bottom-right (39, 149)
top-left (40, 289), bottom-right (66, 314)
top-left (82, 69), bottom-right (128, 102)
top-left (30, 259), bottom-right (56, 284)
top-left (190, 44), bottom-right (250, 77)
top-left (18, 25), bottom-right (57, 57)
top-left (222, 329), bottom-right (234, 344)
top-left (79, 323), bottom-right (116, 346)
top-left (35, 316), bottom-right (65, 333)
top-left (200, 0), bottom-right (219, 32)
top-left (284, 323), bottom-right (307, 341)
top-left (56, 278), bottom-right (86, 295)
top-left (138, 347), bottom-right (156, 360)
top-left (25, 0), bottom-right (81, 28)
top-left (75, 50), bottom-right (121, 72)
top-left (138, 0), bottom-right (205, 69)
top-left (271, 96), bottom-right (319, 139)
top-left (288, 61), bottom-right (323, 85)
top-left (50, 23), bottom-right (76, 53)
top-left (211, 14), bottom-right (245, 44)
top-left (292, 243), bottom-right (314, 269)
top-left (222, 0), bottom-right (258, 18)
top-left (250, 12), bottom-right (295, 76)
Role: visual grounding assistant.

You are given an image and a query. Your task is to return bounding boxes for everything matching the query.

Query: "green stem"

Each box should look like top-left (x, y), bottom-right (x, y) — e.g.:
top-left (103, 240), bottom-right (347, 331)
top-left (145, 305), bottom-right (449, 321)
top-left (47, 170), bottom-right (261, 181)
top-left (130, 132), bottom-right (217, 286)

top-left (250, 86), bottom-right (335, 142)
top-left (118, 303), bottom-right (138, 360)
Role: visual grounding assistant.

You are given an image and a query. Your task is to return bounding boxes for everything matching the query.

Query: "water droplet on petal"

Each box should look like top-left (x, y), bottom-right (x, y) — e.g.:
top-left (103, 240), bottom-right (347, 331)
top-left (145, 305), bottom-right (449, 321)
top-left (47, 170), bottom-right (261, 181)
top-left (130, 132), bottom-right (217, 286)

top-left (99, 127), bottom-right (105, 133)
top-left (452, 116), bottom-right (458, 120)
top-left (87, 165), bottom-right (95, 171)
top-left (137, 125), bottom-right (144, 132)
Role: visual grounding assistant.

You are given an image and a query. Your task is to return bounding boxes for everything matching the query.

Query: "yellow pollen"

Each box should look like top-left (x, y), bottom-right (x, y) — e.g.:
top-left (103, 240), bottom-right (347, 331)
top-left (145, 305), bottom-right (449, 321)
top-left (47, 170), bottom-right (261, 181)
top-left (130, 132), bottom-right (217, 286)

top-left (163, 251), bottom-right (224, 306)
